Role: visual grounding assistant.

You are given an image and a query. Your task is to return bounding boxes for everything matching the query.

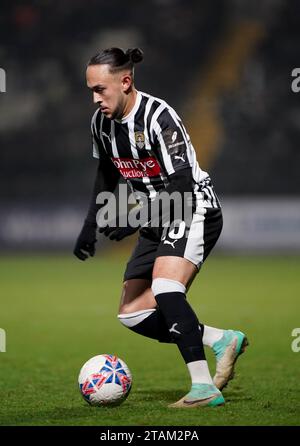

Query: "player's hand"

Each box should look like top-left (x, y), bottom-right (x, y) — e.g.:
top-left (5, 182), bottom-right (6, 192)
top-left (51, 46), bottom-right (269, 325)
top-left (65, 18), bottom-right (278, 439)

top-left (99, 225), bottom-right (139, 241)
top-left (73, 221), bottom-right (97, 261)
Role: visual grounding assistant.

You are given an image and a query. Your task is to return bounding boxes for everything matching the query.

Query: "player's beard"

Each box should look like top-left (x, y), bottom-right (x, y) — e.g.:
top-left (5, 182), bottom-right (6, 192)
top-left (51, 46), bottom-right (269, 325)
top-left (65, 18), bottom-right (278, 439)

top-left (110, 108), bottom-right (122, 120)
top-left (109, 96), bottom-right (127, 121)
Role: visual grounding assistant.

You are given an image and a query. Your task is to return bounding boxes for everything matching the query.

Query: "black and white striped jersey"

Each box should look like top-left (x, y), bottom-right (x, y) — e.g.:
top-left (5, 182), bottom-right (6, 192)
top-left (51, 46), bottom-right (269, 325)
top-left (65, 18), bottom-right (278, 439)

top-left (91, 90), bottom-right (220, 208)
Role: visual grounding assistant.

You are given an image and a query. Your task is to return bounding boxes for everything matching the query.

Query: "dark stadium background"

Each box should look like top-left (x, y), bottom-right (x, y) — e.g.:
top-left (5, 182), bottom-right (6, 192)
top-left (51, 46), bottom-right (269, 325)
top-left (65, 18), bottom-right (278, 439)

top-left (0, 0), bottom-right (300, 427)
top-left (1, 0), bottom-right (299, 252)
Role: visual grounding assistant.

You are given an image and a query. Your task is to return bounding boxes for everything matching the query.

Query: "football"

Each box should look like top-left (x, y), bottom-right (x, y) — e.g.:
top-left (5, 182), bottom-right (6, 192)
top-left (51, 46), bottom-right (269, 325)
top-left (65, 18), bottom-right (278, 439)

top-left (78, 354), bottom-right (132, 406)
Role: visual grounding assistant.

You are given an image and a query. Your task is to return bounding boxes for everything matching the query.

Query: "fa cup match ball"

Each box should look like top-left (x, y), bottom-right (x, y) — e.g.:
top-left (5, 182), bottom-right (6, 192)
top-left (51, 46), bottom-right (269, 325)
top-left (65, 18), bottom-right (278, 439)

top-left (78, 354), bottom-right (132, 406)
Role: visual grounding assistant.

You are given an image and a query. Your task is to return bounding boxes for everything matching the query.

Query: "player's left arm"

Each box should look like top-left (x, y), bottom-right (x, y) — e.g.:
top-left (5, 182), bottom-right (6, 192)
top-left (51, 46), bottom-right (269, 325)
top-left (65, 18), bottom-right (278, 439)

top-left (151, 107), bottom-right (192, 175)
top-left (150, 108), bottom-right (194, 226)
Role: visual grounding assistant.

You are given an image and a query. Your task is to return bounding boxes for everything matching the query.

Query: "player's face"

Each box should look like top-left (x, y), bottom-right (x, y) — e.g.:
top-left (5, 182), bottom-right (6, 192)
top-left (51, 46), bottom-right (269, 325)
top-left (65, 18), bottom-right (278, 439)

top-left (86, 64), bottom-right (131, 120)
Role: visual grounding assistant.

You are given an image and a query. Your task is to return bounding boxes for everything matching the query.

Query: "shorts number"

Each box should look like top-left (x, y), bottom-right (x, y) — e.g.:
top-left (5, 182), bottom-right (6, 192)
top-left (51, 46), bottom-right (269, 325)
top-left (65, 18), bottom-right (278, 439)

top-left (168, 221), bottom-right (186, 240)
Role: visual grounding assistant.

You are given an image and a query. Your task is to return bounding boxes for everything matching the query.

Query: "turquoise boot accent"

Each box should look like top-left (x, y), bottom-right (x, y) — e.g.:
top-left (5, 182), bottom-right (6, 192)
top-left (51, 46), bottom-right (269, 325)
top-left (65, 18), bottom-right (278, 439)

top-left (212, 329), bottom-right (249, 390)
top-left (213, 330), bottom-right (246, 361)
top-left (169, 382), bottom-right (225, 408)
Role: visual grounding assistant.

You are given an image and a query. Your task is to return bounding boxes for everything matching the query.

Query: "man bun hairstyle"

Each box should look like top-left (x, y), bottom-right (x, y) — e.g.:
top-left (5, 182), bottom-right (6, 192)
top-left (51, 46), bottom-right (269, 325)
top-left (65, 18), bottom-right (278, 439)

top-left (88, 47), bottom-right (143, 74)
top-left (125, 48), bottom-right (144, 64)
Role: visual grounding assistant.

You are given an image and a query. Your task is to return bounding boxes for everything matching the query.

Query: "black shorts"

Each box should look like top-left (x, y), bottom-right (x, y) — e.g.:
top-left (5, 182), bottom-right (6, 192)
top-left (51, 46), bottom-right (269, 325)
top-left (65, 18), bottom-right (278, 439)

top-left (123, 207), bottom-right (223, 281)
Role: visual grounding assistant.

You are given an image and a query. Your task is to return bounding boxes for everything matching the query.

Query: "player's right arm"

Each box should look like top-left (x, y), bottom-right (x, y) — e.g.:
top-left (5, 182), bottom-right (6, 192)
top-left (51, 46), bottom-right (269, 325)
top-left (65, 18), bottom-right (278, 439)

top-left (73, 112), bottom-right (120, 261)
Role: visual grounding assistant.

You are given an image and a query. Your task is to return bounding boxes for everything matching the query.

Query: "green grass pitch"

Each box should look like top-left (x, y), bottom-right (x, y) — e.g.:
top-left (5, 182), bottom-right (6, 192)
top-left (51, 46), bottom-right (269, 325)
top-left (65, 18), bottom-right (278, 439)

top-left (0, 253), bottom-right (299, 426)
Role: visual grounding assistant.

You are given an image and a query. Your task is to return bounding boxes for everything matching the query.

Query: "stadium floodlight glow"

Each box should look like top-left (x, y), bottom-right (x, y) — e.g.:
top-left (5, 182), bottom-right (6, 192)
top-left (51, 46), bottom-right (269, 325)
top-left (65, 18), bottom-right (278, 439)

top-left (0, 68), bottom-right (6, 93)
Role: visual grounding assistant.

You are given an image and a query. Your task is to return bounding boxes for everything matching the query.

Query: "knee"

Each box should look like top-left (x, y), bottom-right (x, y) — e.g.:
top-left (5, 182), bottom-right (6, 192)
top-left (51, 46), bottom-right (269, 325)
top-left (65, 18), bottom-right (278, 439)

top-left (118, 281), bottom-right (131, 314)
top-left (119, 279), bottom-right (154, 314)
top-left (119, 282), bottom-right (137, 314)
top-left (118, 303), bottom-right (133, 315)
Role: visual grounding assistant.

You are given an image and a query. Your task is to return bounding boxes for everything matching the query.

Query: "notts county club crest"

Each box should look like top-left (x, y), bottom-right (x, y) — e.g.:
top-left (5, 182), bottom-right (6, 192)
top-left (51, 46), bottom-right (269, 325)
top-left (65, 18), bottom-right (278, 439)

top-left (135, 132), bottom-right (145, 150)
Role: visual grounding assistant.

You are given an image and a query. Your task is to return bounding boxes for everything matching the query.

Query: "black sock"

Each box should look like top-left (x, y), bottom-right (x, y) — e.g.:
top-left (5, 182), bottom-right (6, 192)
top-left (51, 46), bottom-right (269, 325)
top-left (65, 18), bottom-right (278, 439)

top-left (118, 302), bottom-right (205, 347)
top-left (154, 291), bottom-right (206, 363)
top-left (118, 308), bottom-right (174, 343)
